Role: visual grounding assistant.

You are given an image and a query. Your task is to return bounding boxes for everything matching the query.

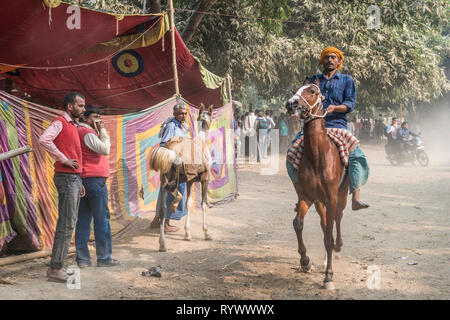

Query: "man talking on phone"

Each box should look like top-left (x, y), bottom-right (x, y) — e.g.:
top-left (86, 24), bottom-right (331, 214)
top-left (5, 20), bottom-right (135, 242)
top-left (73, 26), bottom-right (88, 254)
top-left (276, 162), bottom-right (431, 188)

top-left (75, 105), bottom-right (119, 268)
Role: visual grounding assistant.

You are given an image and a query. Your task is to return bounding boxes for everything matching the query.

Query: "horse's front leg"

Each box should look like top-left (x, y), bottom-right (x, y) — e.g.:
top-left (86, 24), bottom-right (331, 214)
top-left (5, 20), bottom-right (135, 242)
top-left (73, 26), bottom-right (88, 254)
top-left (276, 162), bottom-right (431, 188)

top-left (293, 199), bottom-right (312, 272)
top-left (323, 196), bottom-right (337, 290)
top-left (201, 180), bottom-right (212, 240)
top-left (335, 175), bottom-right (349, 252)
top-left (314, 201), bottom-right (329, 269)
top-left (334, 208), bottom-right (344, 253)
top-left (184, 181), bottom-right (193, 241)
top-left (159, 186), bottom-right (168, 252)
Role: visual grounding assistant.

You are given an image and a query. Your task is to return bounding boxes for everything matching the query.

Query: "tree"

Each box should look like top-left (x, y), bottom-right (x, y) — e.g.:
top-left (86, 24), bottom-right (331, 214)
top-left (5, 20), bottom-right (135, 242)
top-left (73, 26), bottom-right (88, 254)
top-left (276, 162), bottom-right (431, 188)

top-left (174, 0), bottom-right (449, 114)
top-left (66, 0), bottom-right (450, 115)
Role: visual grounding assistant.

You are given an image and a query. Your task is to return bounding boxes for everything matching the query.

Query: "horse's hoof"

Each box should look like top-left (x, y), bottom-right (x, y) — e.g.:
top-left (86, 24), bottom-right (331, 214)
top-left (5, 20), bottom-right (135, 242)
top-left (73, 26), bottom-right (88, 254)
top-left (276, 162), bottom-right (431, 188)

top-left (300, 259), bottom-right (312, 273)
top-left (324, 281), bottom-right (335, 291)
top-left (184, 235), bottom-right (192, 241)
top-left (205, 234), bottom-right (212, 241)
top-left (159, 246), bottom-right (167, 252)
top-left (334, 246), bottom-right (342, 253)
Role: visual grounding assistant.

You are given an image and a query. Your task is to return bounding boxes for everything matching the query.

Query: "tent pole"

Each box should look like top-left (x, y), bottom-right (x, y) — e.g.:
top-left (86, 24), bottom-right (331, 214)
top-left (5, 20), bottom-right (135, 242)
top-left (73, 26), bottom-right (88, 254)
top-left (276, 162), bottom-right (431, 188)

top-left (168, 0), bottom-right (180, 96)
top-left (0, 248), bottom-right (75, 267)
top-left (0, 145), bottom-right (32, 162)
top-left (226, 74), bottom-right (233, 105)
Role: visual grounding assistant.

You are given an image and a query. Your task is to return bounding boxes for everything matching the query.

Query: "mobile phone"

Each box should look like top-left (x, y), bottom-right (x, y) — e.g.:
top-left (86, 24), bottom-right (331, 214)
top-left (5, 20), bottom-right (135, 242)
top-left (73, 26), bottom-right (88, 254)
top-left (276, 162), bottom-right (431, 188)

top-left (94, 119), bottom-right (101, 132)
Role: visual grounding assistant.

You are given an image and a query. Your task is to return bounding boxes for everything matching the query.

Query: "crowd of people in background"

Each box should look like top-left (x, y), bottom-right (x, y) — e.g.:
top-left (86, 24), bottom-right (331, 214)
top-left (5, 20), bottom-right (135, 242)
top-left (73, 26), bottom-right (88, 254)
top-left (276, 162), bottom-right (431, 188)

top-left (233, 104), bottom-right (303, 159)
top-left (233, 104), bottom-right (420, 159)
top-left (346, 114), bottom-right (387, 143)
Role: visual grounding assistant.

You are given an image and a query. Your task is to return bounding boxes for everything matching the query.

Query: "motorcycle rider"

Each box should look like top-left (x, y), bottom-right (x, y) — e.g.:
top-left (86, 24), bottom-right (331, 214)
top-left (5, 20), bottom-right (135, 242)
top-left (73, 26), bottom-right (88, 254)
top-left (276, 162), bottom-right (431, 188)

top-left (398, 121), bottom-right (418, 156)
top-left (385, 117), bottom-right (399, 158)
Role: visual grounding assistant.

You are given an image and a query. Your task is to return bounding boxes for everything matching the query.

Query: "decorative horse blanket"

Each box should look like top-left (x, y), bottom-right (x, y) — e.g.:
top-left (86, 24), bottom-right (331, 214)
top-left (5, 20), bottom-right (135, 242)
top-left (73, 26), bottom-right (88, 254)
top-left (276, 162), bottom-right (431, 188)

top-left (287, 128), bottom-right (359, 169)
top-left (165, 136), bottom-right (211, 180)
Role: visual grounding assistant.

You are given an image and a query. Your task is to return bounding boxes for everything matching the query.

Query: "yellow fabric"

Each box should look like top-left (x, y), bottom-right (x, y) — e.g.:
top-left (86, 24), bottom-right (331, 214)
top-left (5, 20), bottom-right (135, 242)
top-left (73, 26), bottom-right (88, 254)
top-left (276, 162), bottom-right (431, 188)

top-left (0, 64), bottom-right (26, 74)
top-left (79, 14), bottom-right (169, 53)
top-left (43, 0), bottom-right (61, 8)
top-left (319, 46), bottom-right (344, 70)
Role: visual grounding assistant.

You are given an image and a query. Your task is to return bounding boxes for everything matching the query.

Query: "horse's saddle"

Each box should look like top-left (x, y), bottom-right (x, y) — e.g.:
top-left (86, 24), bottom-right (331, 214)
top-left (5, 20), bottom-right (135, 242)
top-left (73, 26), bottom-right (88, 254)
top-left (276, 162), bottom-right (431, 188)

top-left (287, 128), bottom-right (359, 169)
top-left (165, 136), bottom-right (211, 180)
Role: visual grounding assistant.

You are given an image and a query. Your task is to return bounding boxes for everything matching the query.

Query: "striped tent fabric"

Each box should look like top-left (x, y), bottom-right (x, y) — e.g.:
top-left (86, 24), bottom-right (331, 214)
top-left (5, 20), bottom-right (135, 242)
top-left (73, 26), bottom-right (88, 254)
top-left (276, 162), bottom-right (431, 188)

top-left (0, 91), bottom-right (237, 252)
top-left (287, 128), bottom-right (359, 170)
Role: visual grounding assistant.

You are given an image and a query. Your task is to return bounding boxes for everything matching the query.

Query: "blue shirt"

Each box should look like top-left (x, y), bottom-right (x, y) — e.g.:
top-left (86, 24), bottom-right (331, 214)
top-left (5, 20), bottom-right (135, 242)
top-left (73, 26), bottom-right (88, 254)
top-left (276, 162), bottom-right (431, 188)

top-left (308, 71), bottom-right (356, 129)
top-left (160, 118), bottom-right (188, 146)
top-left (398, 127), bottom-right (417, 141)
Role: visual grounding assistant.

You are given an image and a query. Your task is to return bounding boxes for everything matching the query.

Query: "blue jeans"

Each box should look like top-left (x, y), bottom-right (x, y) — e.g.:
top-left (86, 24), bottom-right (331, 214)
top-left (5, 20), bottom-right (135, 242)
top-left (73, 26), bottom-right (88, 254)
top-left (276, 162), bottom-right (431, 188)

top-left (155, 181), bottom-right (187, 221)
top-left (75, 177), bottom-right (112, 264)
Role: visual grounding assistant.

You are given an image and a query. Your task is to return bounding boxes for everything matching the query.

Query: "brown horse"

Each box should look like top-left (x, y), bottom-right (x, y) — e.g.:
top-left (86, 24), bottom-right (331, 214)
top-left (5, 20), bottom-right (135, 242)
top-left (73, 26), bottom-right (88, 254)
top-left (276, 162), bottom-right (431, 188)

top-left (286, 77), bottom-right (349, 290)
top-left (148, 104), bottom-right (213, 252)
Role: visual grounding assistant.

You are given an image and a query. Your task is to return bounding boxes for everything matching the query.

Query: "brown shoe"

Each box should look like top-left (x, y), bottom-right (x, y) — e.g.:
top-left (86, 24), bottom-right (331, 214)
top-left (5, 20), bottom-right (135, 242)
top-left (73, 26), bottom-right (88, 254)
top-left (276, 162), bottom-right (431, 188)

top-left (47, 268), bottom-right (70, 283)
top-left (352, 200), bottom-right (370, 211)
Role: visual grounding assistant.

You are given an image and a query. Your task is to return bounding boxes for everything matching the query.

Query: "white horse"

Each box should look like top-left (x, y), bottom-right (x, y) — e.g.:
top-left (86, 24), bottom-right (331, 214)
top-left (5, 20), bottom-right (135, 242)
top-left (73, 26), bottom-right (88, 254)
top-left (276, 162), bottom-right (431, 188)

top-left (149, 104), bottom-right (213, 252)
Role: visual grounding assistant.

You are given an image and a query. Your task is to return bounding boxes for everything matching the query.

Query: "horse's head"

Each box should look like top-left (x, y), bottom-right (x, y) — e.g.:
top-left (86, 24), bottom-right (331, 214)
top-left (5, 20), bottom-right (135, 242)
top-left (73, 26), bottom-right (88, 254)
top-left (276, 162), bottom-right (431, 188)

top-left (197, 103), bottom-right (213, 132)
top-left (286, 76), bottom-right (324, 122)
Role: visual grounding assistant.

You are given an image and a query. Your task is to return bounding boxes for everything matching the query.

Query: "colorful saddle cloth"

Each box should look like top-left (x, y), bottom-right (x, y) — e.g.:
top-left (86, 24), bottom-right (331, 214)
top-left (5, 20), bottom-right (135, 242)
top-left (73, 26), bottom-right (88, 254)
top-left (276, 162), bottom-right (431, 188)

top-left (287, 128), bottom-right (359, 169)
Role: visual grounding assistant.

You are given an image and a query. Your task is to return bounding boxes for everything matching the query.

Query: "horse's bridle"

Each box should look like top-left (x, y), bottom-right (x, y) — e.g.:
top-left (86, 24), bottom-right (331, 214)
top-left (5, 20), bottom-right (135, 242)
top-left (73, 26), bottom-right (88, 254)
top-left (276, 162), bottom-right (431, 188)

top-left (198, 111), bottom-right (211, 131)
top-left (290, 84), bottom-right (328, 124)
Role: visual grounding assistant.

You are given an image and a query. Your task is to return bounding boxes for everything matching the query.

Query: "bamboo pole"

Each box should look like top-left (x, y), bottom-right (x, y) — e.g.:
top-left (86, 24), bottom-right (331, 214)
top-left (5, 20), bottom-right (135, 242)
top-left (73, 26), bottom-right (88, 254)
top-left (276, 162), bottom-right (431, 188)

top-left (168, 0), bottom-right (179, 96)
top-left (0, 145), bottom-right (32, 162)
top-left (0, 248), bottom-right (76, 267)
top-left (226, 74), bottom-right (232, 105)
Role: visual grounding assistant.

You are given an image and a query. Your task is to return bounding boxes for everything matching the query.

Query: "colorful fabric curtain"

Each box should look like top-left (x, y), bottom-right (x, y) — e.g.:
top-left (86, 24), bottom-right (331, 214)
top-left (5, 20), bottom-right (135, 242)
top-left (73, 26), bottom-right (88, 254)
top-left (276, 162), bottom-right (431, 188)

top-left (0, 90), bottom-right (237, 252)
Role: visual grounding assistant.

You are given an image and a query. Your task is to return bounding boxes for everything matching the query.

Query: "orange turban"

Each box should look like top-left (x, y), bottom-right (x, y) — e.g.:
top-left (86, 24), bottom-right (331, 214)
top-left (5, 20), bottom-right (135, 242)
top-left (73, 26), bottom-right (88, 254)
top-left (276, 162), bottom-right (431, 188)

top-left (319, 46), bottom-right (344, 70)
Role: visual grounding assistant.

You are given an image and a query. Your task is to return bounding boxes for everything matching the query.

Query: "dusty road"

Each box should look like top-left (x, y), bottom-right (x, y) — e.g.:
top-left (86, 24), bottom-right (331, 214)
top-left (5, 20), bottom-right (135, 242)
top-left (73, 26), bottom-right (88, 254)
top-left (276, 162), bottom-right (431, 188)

top-left (0, 143), bottom-right (449, 300)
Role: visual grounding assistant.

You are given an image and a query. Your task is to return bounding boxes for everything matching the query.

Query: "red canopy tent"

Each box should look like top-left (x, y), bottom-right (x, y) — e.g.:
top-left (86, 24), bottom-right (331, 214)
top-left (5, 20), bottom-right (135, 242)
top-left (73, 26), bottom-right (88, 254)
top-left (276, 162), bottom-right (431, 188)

top-left (0, 0), bottom-right (227, 112)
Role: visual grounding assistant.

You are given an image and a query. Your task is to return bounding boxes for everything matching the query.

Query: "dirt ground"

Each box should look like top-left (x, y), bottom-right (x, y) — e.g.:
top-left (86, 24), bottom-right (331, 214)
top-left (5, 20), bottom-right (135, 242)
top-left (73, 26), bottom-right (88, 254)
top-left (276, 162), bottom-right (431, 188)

top-left (0, 143), bottom-right (449, 300)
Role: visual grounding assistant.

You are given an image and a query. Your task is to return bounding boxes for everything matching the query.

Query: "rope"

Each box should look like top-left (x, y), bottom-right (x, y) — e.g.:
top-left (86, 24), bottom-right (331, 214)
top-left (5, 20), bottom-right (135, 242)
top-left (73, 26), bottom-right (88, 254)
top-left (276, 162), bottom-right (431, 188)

top-left (0, 15), bottom-right (163, 71)
top-left (98, 78), bottom-right (174, 100)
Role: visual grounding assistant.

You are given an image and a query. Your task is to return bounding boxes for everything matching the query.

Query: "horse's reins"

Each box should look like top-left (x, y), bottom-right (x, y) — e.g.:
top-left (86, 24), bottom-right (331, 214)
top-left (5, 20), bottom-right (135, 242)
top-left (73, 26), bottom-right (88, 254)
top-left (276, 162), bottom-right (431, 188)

top-left (293, 84), bottom-right (328, 124)
top-left (294, 84), bottom-right (348, 187)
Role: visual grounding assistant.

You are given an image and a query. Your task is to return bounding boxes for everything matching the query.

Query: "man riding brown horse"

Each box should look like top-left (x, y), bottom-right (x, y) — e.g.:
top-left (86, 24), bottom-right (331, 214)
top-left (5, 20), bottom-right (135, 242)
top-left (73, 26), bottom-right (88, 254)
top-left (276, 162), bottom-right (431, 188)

top-left (286, 46), bottom-right (370, 210)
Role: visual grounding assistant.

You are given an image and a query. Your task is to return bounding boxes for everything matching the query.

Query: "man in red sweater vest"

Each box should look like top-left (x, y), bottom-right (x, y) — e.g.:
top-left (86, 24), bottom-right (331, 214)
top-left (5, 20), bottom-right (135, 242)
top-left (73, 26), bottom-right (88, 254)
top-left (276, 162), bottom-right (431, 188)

top-left (75, 105), bottom-right (119, 268)
top-left (39, 92), bottom-right (86, 282)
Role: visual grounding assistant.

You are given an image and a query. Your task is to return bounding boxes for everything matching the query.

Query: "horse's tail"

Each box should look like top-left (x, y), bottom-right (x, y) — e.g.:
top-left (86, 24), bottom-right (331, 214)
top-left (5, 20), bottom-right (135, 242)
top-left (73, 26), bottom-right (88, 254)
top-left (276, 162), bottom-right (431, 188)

top-left (149, 147), bottom-right (180, 174)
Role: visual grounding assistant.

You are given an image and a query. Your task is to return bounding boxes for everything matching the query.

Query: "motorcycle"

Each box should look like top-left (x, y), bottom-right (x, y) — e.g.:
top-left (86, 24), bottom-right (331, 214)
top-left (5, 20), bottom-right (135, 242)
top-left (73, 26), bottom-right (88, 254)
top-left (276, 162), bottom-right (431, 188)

top-left (385, 133), bottom-right (429, 167)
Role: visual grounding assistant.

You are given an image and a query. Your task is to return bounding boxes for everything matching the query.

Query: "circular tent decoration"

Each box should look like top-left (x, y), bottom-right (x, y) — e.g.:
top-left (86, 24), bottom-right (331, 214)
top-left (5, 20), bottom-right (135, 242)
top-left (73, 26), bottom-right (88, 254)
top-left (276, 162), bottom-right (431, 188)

top-left (112, 50), bottom-right (144, 77)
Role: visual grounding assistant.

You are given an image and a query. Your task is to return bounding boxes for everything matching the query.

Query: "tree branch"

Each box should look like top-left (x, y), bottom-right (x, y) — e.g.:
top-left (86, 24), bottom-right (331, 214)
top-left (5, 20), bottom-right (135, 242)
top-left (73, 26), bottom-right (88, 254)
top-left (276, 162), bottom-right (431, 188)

top-left (181, 0), bottom-right (218, 43)
top-left (149, 0), bottom-right (161, 13)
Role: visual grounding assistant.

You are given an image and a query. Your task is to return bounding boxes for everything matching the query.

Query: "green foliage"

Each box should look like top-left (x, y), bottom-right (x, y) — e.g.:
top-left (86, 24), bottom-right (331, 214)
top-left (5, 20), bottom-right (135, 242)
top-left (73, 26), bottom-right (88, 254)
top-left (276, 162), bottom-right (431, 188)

top-left (66, 0), bottom-right (449, 115)
top-left (179, 0), bottom-right (449, 114)
top-left (282, 0), bottom-right (450, 113)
